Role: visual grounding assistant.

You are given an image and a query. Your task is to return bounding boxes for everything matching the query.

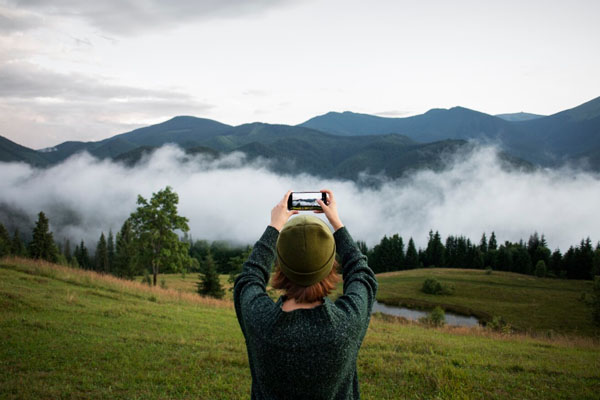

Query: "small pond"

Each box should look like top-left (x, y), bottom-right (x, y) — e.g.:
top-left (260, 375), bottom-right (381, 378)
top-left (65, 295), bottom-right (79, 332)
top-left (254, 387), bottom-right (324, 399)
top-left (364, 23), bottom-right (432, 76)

top-left (372, 300), bottom-right (480, 327)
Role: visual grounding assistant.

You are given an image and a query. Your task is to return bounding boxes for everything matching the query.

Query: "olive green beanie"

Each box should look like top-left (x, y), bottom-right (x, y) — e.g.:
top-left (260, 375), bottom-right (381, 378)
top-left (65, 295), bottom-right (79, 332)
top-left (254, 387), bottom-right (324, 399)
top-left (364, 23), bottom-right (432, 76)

top-left (276, 215), bottom-right (336, 287)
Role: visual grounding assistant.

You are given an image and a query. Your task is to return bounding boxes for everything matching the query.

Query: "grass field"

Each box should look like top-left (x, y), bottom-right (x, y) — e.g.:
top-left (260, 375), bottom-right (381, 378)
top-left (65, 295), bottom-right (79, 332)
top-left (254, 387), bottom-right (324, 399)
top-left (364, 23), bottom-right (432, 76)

top-left (1, 257), bottom-right (599, 399)
top-left (376, 268), bottom-right (598, 336)
top-left (146, 267), bottom-right (599, 336)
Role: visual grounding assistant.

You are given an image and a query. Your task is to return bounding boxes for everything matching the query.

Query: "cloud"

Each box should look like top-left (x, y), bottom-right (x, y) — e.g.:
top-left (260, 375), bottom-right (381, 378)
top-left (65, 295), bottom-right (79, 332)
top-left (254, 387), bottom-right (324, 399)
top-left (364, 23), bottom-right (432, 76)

top-left (6, 0), bottom-right (296, 35)
top-left (373, 110), bottom-right (411, 117)
top-left (0, 5), bottom-right (42, 33)
top-left (0, 62), bottom-right (214, 147)
top-left (1, 145), bottom-right (599, 254)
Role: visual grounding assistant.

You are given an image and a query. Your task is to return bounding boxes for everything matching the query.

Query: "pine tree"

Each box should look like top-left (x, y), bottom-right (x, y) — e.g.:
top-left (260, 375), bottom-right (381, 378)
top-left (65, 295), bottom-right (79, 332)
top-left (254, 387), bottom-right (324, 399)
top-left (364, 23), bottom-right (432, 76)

top-left (198, 251), bottom-right (224, 299)
top-left (11, 229), bottom-right (27, 257)
top-left (405, 238), bottom-right (419, 269)
top-left (107, 230), bottom-right (115, 273)
top-left (488, 232), bottom-right (498, 251)
top-left (77, 240), bottom-right (90, 269)
top-left (63, 238), bottom-right (72, 263)
top-left (479, 233), bottom-right (488, 254)
top-left (114, 220), bottom-right (136, 278)
top-left (95, 233), bottom-right (109, 272)
top-left (29, 212), bottom-right (58, 262)
top-left (0, 223), bottom-right (11, 257)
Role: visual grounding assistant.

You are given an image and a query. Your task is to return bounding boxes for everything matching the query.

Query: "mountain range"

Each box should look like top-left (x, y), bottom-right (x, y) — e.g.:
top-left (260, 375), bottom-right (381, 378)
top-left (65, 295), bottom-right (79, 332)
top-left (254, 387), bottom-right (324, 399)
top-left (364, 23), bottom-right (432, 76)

top-left (1, 96), bottom-right (599, 179)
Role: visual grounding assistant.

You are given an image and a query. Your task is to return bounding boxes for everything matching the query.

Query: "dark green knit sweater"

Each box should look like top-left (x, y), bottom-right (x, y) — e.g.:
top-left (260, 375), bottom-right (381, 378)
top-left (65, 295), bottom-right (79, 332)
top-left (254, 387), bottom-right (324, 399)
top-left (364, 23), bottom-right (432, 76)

top-left (234, 225), bottom-right (378, 400)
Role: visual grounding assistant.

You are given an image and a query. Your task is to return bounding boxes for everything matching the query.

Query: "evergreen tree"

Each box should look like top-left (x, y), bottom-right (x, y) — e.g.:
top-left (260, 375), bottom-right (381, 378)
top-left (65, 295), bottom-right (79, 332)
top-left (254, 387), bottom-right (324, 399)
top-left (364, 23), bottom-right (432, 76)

top-left (11, 229), bottom-right (27, 257)
top-left (107, 230), bottom-right (115, 273)
top-left (479, 233), bottom-right (488, 254)
top-left (29, 212), bottom-right (58, 262)
top-left (0, 223), bottom-right (11, 257)
top-left (425, 231), bottom-right (445, 268)
top-left (488, 232), bottom-right (498, 251)
top-left (95, 232), bottom-right (109, 272)
top-left (198, 251), bottom-right (224, 299)
top-left (549, 249), bottom-right (562, 277)
top-left (76, 240), bottom-right (91, 269)
top-left (405, 238), bottom-right (419, 269)
top-left (63, 238), bottom-right (72, 263)
top-left (592, 246), bottom-right (600, 277)
top-left (114, 220), bottom-right (136, 278)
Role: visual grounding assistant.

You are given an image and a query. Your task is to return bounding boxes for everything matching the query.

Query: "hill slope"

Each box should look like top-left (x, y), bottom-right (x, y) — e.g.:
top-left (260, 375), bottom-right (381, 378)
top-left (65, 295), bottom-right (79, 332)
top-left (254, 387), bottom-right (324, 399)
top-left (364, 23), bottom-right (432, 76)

top-left (1, 257), bottom-right (599, 399)
top-left (375, 268), bottom-right (598, 336)
top-left (0, 135), bottom-right (49, 166)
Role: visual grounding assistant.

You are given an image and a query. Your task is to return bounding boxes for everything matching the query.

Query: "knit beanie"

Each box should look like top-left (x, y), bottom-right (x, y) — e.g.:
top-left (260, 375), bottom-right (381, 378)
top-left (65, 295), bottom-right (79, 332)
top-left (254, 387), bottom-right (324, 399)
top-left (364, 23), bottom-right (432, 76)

top-left (276, 215), bottom-right (336, 287)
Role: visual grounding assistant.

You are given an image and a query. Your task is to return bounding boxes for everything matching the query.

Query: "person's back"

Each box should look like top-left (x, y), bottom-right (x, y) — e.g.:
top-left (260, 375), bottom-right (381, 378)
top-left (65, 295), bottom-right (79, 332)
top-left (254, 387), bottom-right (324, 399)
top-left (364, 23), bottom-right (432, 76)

top-left (234, 190), bottom-right (378, 399)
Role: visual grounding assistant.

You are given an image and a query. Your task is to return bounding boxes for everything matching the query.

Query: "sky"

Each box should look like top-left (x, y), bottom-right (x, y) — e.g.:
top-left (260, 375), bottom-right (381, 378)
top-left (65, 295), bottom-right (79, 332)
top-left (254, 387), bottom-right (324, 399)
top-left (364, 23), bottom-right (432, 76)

top-left (1, 0), bottom-right (599, 149)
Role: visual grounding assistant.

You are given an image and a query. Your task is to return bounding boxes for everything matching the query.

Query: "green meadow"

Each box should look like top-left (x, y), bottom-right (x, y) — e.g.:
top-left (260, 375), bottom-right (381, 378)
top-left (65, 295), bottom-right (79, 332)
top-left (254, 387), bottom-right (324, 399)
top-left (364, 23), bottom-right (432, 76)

top-left (1, 257), bottom-right (599, 399)
top-left (376, 268), bottom-right (598, 336)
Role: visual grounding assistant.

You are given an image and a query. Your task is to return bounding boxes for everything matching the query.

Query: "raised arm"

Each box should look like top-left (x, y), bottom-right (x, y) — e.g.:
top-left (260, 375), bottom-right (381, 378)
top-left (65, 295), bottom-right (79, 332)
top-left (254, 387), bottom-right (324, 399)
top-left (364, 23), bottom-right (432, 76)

top-left (233, 191), bottom-right (297, 337)
top-left (317, 189), bottom-right (378, 323)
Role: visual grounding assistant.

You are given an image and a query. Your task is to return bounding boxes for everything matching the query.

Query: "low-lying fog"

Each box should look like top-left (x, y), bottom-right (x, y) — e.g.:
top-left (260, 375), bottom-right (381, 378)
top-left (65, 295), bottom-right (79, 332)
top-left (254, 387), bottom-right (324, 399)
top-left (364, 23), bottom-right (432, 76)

top-left (1, 145), bottom-right (599, 251)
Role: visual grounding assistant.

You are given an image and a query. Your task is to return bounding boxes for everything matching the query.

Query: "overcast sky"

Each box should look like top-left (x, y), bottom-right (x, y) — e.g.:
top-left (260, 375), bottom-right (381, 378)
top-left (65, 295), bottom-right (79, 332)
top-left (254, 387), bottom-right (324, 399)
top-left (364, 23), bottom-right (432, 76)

top-left (1, 0), bottom-right (599, 149)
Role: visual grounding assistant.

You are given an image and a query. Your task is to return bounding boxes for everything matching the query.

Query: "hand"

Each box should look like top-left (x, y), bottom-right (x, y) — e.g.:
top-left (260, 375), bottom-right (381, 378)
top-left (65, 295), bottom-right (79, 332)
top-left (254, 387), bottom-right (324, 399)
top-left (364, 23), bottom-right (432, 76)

top-left (316, 189), bottom-right (344, 231)
top-left (269, 190), bottom-right (298, 232)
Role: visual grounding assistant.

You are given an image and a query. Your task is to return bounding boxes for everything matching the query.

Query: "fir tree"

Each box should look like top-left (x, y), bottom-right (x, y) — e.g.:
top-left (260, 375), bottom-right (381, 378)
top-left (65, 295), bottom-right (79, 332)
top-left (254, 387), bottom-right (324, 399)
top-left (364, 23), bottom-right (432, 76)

top-left (107, 230), bottom-right (115, 273)
top-left (95, 232), bottom-right (109, 272)
top-left (11, 229), bottom-right (26, 257)
top-left (63, 238), bottom-right (72, 263)
top-left (29, 212), bottom-right (58, 262)
top-left (77, 240), bottom-right (90, 269)
top-left (405, 238), bottom-right (419, 269)
top-left (479, 233), bottom-right (488, 254)
top-left (0, 223), bottom-right (11, 257)
top-left (198, 251), bottom-right (224, 299)
top-left (488, 232), bottom-right (498, 251)
top-left (114, 220), bottom-right (136, 278)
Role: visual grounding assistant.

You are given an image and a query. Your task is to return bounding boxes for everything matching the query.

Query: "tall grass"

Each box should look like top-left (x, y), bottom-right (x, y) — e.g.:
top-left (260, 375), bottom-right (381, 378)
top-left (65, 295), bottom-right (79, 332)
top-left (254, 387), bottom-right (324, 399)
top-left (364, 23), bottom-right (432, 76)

top-left (0, 256), bottom-right (230, 308)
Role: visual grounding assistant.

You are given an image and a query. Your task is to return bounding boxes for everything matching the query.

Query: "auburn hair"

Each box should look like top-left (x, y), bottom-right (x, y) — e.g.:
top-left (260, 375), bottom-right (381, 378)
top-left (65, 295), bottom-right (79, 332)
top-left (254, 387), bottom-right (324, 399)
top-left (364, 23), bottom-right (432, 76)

top-left (271, 260), bottom-right (341, 303)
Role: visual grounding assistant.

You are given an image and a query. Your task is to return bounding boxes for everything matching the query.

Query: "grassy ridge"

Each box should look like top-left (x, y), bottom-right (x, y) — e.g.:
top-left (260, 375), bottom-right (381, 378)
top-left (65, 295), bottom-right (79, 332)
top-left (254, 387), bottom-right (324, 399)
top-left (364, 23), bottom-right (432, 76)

top-left (1, 258), bottom-right (599, 399)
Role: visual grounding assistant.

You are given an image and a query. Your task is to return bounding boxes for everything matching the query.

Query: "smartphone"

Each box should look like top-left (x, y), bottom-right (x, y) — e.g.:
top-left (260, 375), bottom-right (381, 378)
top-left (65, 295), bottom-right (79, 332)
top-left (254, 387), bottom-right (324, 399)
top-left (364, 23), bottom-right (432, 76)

top-left (288, 191), bottom-right (328, 211)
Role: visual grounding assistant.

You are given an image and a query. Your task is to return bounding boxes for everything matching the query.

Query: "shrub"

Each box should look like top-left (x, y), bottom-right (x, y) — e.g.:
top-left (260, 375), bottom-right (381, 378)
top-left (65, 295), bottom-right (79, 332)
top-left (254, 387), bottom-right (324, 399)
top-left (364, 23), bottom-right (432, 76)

top-left (534, 260), bottom-right (547, 278)
top-left (487, 316), bottom-right (512, 334)
top-left (420, 306), bottom-right (445, 327)
top-left (160, 279), bottom-right (167, 289)
top-left (421, 278), bottom-right (453, 295)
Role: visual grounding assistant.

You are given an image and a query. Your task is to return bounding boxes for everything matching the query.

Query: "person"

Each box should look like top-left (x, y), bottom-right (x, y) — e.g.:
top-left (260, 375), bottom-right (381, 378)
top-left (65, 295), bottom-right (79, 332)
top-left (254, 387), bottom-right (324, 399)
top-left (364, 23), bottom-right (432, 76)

top-left (234, 189), bottom-right (378, 399)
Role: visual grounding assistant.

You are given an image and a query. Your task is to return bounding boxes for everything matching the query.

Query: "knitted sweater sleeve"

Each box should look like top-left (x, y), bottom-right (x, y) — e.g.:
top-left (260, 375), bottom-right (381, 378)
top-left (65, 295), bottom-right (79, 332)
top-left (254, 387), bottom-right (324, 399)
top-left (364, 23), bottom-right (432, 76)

top-left (233, 225), bottom-right (279, 338)
top-left (333, 227), bottom-right (378, 325)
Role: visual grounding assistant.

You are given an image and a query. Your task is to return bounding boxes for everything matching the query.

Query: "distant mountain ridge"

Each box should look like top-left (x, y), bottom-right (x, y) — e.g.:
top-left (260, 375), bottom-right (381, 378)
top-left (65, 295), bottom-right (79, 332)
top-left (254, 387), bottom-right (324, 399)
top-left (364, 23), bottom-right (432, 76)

top-left (1, 96), bottom-right (599, 178)
top-left (300, 96), bottom-right (600, 165)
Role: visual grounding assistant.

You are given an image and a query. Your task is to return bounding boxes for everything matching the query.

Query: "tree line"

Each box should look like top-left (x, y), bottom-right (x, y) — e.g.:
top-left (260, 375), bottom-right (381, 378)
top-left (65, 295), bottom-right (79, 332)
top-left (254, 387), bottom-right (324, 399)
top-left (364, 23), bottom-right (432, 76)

top-left (0, 187), bottom-right (250, 298)
top-left (361, 230), bottom-right (600, 280)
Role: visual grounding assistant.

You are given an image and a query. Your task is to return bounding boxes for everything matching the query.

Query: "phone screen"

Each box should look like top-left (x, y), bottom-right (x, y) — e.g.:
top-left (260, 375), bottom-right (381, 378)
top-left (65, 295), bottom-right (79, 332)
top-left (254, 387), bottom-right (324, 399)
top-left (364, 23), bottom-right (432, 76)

top-left (288, 192), bottom-right (327, 211)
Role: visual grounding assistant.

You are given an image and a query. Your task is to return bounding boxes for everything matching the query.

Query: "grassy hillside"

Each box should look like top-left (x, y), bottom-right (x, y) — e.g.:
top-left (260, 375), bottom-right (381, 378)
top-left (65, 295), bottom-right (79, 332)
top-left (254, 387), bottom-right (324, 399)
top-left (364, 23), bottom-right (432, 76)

top-left (1, 258), bottom-right (599, 399)
top-left (376, 268), bottom-right (598, 336)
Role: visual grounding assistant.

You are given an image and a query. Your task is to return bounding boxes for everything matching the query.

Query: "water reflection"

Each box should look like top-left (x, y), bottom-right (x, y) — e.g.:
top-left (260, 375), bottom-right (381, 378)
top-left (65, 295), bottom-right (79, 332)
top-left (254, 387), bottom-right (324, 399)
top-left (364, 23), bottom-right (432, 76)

top-left (372, 300), bottom-right (480, 327)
